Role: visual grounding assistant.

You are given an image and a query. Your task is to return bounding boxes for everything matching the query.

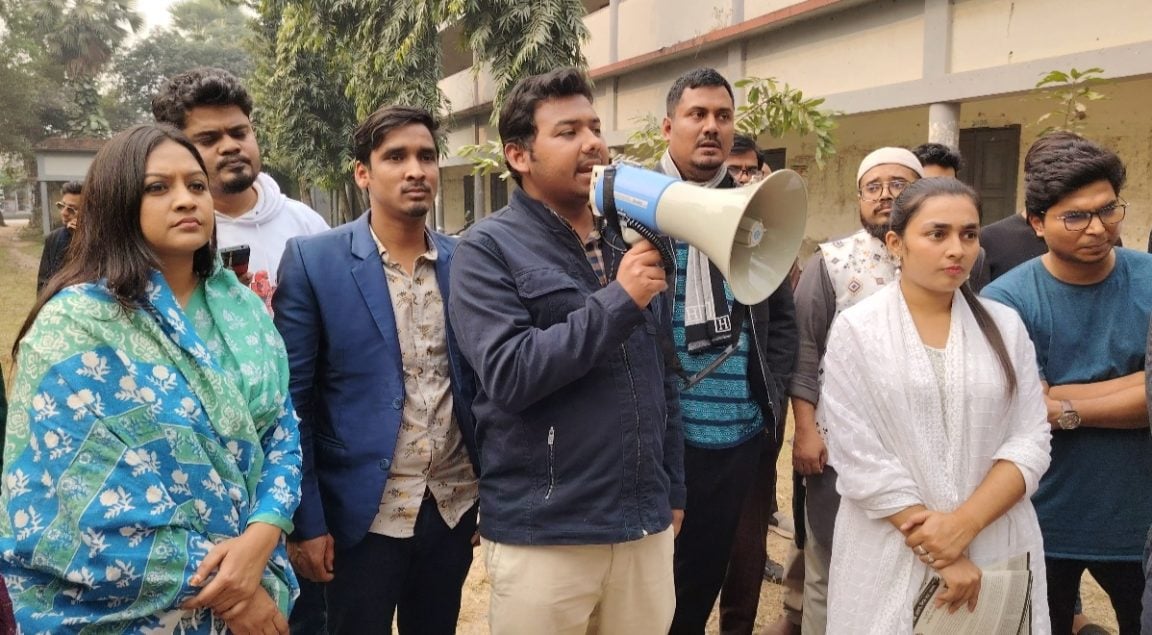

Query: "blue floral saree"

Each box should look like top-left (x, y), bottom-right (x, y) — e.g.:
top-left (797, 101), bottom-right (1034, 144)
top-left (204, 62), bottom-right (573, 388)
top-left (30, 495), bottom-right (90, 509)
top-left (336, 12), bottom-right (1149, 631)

top-left (1, 266), bottom-right (301, 633)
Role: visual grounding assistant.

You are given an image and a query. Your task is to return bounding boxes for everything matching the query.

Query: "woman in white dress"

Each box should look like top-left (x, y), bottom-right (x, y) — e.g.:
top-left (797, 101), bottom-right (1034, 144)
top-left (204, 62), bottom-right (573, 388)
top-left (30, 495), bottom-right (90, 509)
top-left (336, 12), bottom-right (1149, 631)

top-left (820, 177), bottom-right (1052, 633)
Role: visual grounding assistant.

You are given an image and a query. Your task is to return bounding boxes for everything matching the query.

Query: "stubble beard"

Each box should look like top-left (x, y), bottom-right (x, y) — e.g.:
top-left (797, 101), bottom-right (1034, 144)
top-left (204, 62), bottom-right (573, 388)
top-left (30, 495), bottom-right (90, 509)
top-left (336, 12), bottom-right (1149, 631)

top-left (220, 170), bottom-right (257, 195)
top-left (404, 204), bottom-right (431, 219)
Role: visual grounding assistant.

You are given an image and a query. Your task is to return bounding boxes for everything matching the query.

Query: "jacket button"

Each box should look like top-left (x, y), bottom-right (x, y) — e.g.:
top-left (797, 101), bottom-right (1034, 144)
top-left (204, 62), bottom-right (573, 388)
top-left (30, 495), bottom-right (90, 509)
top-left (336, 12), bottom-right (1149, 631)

top-left (378, 458), bottom-right (391, 471)
top-left (392, 398), bottom-right (403, 410)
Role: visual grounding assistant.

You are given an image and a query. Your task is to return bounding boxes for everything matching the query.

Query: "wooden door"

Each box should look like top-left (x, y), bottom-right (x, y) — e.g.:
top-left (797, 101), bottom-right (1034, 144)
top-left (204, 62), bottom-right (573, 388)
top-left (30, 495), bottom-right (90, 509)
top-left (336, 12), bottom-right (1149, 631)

top-left (959, 126), bottom-right (1021, 225)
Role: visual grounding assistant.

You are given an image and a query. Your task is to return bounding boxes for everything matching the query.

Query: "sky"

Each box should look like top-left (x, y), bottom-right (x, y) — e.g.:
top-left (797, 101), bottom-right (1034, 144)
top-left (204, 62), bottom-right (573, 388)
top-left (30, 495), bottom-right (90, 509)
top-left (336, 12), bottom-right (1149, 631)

top-left (136, 0), bottom-right (181, 38)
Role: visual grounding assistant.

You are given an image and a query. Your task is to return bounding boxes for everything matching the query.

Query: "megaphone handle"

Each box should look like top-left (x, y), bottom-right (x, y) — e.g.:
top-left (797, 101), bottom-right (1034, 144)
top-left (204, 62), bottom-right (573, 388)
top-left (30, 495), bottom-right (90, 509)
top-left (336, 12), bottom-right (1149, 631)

top-left (621, 217), bottom-right (676, 275)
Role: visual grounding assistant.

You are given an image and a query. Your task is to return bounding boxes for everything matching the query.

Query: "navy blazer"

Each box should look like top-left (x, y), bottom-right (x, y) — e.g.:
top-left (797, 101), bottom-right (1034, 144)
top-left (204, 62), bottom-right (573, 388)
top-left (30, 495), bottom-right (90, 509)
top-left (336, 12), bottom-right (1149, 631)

top-left (272, 212), bottom-right (478, 547)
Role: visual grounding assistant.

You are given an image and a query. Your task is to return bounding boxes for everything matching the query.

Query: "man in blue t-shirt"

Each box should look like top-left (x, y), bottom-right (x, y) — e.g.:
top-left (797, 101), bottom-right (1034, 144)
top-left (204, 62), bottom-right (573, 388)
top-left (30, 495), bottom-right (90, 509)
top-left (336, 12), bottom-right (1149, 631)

top-left (983, 134), bottom-right (1152, 635)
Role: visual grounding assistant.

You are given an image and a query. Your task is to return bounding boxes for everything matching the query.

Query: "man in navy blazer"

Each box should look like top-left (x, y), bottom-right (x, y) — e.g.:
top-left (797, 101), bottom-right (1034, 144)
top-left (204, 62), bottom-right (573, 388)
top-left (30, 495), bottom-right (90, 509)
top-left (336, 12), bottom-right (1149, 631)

top-left (272, 105), bottom-right (479, 634)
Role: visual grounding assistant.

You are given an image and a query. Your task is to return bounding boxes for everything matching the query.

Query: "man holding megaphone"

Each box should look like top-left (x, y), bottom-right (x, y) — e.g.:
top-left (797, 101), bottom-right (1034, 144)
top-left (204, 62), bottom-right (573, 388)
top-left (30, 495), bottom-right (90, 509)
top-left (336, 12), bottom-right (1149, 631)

top-left (449, 68), bottom-right (686, 635)
top-left (651, 68), bottom-right (800, 635)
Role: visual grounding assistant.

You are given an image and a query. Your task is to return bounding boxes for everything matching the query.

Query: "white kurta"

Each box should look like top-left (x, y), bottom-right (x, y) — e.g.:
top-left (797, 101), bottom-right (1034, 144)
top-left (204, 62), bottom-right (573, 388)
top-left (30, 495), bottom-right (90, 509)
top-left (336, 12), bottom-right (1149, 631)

top-left (820, 283), bottom-right (1052, 634)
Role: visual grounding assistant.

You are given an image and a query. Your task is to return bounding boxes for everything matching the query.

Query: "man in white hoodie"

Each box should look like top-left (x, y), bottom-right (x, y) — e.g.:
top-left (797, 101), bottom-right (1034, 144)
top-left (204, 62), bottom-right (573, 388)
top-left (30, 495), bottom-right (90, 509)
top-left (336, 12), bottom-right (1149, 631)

top-left (152, 67), bottom-right (329, 311)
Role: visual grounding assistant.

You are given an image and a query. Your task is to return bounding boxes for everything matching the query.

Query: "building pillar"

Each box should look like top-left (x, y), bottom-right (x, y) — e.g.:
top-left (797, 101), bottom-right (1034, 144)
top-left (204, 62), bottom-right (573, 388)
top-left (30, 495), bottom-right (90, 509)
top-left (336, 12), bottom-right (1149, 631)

top-left (928, 102), bottom-right (960, 148)
top-left (473, 172), bottom-right (487, 219)
top-left (433, 186), bottom-right (444, 231)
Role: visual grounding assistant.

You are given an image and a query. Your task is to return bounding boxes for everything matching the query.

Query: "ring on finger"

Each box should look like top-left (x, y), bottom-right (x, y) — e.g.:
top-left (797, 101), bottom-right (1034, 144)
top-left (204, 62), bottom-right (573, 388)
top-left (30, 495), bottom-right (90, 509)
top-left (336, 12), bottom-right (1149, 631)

top-left (913, 545), bottom-right (927, 557)
top-left (925, 554), bottom-right (936, 565)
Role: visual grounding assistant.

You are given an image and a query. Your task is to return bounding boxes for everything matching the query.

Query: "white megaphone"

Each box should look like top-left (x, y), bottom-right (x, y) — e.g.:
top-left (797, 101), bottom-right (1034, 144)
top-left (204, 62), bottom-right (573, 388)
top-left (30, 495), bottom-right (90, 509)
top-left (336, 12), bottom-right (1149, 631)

top-left (590, 163), bottom-right (808, 305)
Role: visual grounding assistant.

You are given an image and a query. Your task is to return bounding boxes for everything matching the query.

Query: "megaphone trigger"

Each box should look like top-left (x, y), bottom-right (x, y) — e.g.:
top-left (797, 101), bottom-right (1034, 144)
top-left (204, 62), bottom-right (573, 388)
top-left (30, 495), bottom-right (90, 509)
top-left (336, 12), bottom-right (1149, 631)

top-left (620, 225), bottom-right (644, 246)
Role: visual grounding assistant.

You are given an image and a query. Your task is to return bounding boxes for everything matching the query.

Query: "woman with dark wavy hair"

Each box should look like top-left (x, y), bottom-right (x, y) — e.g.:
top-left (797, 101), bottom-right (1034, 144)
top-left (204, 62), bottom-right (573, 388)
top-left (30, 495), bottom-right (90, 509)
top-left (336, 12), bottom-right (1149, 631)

top-left (2, 124), bottom-right (300, 633)
top-left (819, 178), bottom-right (1052, 633)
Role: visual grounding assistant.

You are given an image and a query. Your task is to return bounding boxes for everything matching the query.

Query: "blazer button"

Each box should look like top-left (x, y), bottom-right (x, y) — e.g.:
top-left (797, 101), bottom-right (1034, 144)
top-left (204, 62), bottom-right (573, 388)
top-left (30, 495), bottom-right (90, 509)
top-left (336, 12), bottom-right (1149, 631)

top-left (392, 398), bottom-right (403, 410)
top-left (378, 458), bottom-right (391, 471)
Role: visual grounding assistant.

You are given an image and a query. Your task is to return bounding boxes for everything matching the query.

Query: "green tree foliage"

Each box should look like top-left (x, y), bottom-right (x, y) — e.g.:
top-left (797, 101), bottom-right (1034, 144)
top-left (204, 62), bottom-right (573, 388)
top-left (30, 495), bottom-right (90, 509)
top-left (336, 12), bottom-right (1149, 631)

top-left (30, 0), bottom-right (143, 136)
top-left (111, 0), bottom-right (253, 125)
top-left (0, 1), bottom-right (80, 152)
top-left (1034, 67), bottom-right (1108, 136)
top-left (460, 0), bottom-right (589, 109)
top-left (248, 0), bottom-right (589, 220)
top-left (249, 0), bottom-right (363, 223)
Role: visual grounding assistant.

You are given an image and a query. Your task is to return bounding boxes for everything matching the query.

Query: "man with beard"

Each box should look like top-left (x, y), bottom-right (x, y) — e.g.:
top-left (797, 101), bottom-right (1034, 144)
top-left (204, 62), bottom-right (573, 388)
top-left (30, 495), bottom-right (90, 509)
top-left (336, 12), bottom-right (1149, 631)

top-left (152, 67), bottom-right (328, 312)
top-left (655, 68), bottom-right (798, 635)
top-left (273, 106), bottom-right (480, 634)
top-left (779, 148), bottom-right (923, 635)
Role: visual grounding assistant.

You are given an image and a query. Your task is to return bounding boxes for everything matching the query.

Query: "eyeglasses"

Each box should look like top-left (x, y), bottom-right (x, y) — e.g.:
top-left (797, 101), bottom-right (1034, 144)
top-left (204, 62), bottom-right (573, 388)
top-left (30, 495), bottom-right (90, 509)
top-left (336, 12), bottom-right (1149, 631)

top-left (1048, 199), bottom-right (1127, 232)
top-left (727, 165), bottom-right (763, 180)
top-left (859, 179), bottom-right (910, 202)
top-left (55, 201), bottom-right (79, 214)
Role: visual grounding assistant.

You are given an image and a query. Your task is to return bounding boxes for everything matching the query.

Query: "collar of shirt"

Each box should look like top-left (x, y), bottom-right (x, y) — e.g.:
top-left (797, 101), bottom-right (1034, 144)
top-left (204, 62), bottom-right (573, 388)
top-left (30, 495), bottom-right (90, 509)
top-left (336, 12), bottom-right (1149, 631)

top-left (550, 207), bottom-right (603, 248)
top-left (369, 225), bottom-right (439, 269)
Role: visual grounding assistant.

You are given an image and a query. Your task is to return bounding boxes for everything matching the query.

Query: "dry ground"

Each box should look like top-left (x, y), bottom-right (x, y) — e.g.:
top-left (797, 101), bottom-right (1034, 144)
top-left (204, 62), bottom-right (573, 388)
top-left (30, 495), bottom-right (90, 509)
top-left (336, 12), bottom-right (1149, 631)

top-left (0, 223), bottom-right (1120, 633)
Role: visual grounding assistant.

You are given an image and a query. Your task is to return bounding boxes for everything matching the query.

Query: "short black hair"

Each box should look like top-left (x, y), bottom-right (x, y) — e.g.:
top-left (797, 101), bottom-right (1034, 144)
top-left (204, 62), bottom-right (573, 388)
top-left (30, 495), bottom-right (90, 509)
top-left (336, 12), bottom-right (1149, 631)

top-left (665, 68), bottom-right (733, 116)
top-left (911, 143), bottom-right (962, 174)
top-left (499, 67), bottom-right (595, 186)
top-left (352, 106), bottom-right (439, 165)
top-left (151, 67), bottom-right (254, 129)
top-left (61, 180), bottom-right (83, 196)
top-left (1024, 134), bottom-right (1126, 220)
top-left (730, 134), bottom-right (763, 168)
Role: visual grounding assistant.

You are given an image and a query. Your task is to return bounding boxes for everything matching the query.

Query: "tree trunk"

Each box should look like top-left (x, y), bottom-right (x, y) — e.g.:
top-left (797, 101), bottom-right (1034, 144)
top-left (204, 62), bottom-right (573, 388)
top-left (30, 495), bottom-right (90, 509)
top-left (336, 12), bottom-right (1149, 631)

top-left (297, 177), bottom-right (313, 209)
top-left (24, 160), bottom-right (41, 232)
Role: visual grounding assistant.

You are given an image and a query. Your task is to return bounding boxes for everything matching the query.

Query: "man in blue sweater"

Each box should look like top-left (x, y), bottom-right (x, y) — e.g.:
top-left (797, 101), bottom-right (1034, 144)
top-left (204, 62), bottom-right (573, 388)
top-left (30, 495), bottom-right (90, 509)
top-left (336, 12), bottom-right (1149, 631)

top-left (449, 68), bottom-right (685, 634)
top-left (655, 68), bottom-right (797, 635)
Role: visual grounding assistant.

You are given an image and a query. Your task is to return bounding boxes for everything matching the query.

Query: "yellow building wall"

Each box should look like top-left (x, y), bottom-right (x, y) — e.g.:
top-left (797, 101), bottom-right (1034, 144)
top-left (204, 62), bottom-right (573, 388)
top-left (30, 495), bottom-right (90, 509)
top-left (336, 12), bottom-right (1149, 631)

top-left (762, 77), bottom-right (1152, 253)
top-left (614, 48), bottom-right (732, 127)
top-left (951, 0), bottom-right (1152, 73)
top-left (617, 0), bottom-right (733, 60)
top-left (440, 166), bottom-right (470, 233)
top-left (744, 0), bottom-right (815, 20)
top-left (743, 0), bottom-right (924, 97)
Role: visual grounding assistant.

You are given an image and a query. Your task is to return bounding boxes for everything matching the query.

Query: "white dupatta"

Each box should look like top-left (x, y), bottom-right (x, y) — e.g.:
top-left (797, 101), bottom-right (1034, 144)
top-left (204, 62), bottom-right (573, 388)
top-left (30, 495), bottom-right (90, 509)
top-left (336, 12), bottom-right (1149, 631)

top-left (819, 283), bottom-right (1053, 634)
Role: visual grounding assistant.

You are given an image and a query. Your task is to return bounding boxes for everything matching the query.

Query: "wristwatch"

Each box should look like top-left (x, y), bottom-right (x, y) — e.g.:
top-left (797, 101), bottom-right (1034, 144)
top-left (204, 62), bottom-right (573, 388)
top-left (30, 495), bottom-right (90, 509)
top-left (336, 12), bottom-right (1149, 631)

top-left (1056, 400), bottom-right (1081, 430)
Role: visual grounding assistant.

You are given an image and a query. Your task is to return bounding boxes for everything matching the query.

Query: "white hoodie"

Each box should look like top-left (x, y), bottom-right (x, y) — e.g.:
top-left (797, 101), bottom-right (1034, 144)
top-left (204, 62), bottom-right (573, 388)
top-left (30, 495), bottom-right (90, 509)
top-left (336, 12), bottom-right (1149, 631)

top-left (215, 172), bottom-right (329, 308)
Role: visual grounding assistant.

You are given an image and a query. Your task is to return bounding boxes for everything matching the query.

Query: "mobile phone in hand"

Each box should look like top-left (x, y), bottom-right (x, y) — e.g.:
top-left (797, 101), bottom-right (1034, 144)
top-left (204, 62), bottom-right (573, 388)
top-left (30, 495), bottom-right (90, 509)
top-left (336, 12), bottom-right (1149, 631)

top-left (219, 244), bottom-right (252, 277)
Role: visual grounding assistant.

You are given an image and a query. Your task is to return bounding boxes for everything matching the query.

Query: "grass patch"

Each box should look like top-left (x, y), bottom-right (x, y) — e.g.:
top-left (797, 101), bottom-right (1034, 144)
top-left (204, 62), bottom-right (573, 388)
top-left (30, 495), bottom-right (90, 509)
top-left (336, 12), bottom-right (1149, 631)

top-left (0, 229), bottom-right (43, 379)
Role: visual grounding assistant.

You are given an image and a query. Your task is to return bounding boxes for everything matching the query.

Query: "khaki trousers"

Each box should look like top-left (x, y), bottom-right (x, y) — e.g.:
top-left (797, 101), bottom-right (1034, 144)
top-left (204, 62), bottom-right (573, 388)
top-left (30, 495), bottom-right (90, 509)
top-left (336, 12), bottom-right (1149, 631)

top-left (483, 527), bottom-right (676, 635)
top-left (801, 508), bottom-right (831, 635)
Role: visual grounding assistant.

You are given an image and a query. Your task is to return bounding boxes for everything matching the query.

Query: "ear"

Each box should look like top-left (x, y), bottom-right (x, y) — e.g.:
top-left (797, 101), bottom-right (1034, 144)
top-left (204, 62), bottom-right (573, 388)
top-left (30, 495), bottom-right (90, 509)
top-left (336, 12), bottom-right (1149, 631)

top-left (661, 116), bottom-right (673, 142)
top-left (884, 230), bottom-right (903, 257)
top-left (505, 142), bottom-right (531, 177)
top-left (1028, 214), bottom-right (1045, 238)
top-left (353, 161), bottom-right (370, 190)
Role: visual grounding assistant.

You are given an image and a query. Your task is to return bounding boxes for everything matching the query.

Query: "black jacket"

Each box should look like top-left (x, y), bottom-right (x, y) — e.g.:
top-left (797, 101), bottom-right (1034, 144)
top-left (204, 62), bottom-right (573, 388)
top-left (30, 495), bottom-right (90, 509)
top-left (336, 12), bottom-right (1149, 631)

top-left (37, 226), bottom-right (73, 293)
top-left (449, 189), bottom-right (685, 546)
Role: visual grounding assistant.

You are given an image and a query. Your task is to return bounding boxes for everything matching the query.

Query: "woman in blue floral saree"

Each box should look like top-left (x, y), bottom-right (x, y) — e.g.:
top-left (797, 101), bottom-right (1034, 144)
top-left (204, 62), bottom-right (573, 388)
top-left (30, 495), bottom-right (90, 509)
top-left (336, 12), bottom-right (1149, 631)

top-left (2, 125), bottom-right (301, 634)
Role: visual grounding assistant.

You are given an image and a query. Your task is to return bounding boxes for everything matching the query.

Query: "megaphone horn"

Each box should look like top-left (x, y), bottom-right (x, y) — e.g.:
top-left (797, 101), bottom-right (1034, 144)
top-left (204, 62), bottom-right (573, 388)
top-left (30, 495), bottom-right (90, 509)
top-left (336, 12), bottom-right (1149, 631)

top-left (590, 164), bottom-right (808, 305)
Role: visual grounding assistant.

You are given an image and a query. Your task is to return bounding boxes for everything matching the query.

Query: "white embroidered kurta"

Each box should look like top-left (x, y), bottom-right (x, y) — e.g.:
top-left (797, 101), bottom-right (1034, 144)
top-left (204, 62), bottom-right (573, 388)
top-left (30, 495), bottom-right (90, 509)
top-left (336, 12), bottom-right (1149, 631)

top-left (820, 283), bottom-right (1052, 634)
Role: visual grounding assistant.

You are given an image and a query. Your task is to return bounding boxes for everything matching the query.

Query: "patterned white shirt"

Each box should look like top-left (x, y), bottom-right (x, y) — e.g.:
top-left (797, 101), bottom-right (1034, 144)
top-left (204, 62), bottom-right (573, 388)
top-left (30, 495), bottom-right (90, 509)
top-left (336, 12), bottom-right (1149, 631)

top-left (368, 228), bottom-right (478, 537)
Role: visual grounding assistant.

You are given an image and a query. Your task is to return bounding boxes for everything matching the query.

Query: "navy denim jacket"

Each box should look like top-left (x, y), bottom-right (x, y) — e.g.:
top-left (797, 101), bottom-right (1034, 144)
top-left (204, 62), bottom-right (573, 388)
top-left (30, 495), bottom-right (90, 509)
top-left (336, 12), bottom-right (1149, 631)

top-left (448, 189), bottom-right (686, 545)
